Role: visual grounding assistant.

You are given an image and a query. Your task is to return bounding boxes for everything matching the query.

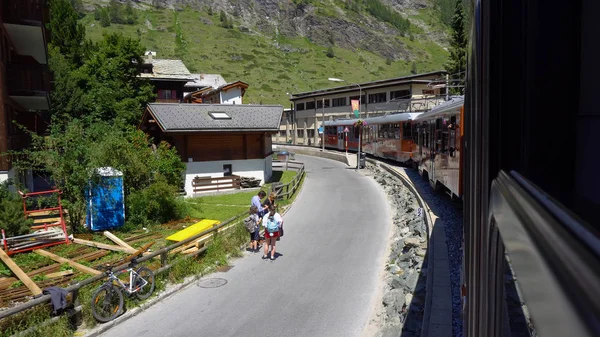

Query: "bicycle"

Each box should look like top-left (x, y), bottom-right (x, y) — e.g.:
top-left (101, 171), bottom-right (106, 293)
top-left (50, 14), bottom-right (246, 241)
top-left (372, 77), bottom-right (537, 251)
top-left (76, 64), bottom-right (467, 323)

top-left (90, 242), bottom-right (156, 323)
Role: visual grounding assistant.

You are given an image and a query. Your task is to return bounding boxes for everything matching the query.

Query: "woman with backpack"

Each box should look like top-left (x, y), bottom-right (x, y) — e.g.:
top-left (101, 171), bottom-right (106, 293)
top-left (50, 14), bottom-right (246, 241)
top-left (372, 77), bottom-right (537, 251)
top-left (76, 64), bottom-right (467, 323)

top-left (244, 206), bottom-right (261, 252)
top-left (262, 205), bottom-right (282, 261)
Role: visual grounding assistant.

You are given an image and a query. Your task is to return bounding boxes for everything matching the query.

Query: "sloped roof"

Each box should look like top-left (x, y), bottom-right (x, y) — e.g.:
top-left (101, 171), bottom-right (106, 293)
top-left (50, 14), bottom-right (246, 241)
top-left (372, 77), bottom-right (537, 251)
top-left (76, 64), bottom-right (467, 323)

top-left (139, 59), bottom-right (194, 81)
top-left (146, 103), bottom-right (283, 133)
top-left (185, 81), bottom-right (249, 99)
top-left (184, 74), bottom-right (227, 89)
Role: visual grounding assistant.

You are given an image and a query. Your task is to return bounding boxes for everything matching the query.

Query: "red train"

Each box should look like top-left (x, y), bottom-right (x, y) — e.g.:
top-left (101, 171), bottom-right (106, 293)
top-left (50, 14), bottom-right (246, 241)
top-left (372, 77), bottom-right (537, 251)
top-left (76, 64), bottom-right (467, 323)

top-left (323, 96), bottom-right (464, 200)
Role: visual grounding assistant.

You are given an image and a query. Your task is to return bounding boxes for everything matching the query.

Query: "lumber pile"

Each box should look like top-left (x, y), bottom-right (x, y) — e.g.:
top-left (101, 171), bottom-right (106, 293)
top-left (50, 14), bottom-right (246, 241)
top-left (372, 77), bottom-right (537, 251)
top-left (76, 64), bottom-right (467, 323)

top-left (240, 176), bottom-right (261, 188)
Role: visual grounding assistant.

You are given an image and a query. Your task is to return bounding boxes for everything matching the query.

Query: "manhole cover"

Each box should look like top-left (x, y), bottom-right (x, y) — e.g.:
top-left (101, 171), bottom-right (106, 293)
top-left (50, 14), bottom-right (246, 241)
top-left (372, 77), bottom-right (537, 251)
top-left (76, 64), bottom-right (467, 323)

top-left (197, 278), bottom-right (228, 288)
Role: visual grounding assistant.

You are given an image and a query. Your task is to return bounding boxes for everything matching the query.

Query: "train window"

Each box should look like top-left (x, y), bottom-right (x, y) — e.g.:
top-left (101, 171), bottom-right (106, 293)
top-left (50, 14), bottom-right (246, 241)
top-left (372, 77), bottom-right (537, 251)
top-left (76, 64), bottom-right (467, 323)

top-left (402, 123), bottom-right (412, 140)
top-left (449, 130), bottom-right (456, 157)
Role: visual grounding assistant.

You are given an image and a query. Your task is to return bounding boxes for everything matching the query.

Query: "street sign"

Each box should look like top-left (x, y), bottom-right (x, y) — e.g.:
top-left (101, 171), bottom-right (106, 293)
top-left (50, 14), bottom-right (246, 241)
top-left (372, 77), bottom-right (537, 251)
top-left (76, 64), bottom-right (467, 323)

top-left (344, 127), bottom-right (349, 133)
top-left (318, 126), bottom-right (323, 134)
top-left (353, 110), bottom-right (360, 118)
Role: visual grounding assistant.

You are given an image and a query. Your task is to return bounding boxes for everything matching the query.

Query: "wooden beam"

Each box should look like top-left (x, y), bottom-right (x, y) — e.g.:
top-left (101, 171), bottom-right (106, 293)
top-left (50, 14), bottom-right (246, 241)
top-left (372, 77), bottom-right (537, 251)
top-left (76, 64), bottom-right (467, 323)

top-left (34, 249), bottom-right (101, 276)
top-left (103, 231), bottom-right (135, 251)
top-left (72, 238), bottom-right (137, 254)
top-left (0, 248), bottom-right (43, 296)
top-left (46, 270), bottom-right (74, 279)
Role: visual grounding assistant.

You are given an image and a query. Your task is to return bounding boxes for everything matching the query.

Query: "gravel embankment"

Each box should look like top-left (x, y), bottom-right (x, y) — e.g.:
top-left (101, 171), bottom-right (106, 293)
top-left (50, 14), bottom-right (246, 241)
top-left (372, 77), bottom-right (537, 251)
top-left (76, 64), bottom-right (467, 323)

top-left (366, 161), bottom-right (464, 337)
top-left (394, 164), bottom-right (464, 337)
top-left (366, 164), bottom-right (428, 337)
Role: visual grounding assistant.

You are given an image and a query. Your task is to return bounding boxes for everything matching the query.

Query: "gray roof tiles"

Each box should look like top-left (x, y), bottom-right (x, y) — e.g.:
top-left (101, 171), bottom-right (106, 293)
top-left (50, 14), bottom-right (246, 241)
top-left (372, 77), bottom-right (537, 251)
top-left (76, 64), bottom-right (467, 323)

top-left (147, 103), bottom-right (283, 133)
top-left (140, 59), bottom-right (194, 81)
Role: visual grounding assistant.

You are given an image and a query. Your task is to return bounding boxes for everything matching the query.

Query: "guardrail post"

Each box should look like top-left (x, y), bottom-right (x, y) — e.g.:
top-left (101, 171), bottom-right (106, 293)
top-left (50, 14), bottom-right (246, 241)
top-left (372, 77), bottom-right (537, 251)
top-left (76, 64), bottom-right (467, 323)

top-left (160, 251), bottom-right (168, 267)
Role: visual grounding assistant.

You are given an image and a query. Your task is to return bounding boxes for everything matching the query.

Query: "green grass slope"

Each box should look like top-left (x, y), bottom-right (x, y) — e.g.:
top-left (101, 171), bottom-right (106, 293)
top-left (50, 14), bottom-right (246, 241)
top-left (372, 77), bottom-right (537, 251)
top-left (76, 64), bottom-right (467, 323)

top-left (81, 6), bottom-right (449, 106)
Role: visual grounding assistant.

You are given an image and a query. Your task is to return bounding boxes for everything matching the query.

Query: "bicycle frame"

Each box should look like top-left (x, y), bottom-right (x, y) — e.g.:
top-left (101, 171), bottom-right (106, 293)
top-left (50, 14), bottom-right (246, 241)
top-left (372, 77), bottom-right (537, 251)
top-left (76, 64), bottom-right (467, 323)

top-left (106, 267), bottom-right (148, 295)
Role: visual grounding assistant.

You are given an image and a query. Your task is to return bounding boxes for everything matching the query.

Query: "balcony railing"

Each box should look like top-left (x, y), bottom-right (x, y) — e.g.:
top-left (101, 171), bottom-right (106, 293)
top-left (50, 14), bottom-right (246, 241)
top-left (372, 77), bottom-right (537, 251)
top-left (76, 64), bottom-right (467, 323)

top-left (6, 64), bottom-right (51, 95)
top-left (2, 0), bottom-right (46, 25)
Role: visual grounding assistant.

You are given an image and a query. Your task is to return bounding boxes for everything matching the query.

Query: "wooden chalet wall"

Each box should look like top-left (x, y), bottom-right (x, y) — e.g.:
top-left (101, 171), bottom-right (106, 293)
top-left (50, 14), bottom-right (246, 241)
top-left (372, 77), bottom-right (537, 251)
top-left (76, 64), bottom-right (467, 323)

top-left (170, 132), bottom-right (274, 162)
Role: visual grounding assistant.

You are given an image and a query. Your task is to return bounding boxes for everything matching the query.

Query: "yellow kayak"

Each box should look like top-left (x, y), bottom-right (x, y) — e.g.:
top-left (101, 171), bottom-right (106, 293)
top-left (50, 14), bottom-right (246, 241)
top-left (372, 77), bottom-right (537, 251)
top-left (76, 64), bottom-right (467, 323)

top-left (166, 219), bottom-right (221, 242)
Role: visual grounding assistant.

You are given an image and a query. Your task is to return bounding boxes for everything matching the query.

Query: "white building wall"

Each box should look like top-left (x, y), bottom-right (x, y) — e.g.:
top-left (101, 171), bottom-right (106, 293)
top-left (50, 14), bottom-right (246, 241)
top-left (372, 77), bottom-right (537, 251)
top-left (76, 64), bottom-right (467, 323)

top-left (184, 157), bottom-right (268, 196)
top-left (220, 88), bottom-right (243, 104)
top-left (264, 155), bottom-right (272, 183)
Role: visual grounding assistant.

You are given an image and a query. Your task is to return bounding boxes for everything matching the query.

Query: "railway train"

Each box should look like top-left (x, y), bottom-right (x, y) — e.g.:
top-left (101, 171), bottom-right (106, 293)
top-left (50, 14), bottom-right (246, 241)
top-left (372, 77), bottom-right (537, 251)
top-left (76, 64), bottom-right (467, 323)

top-left (326, 0), bottom-right (600, 336)
top-left (323, 96), bottom-right (464, 200)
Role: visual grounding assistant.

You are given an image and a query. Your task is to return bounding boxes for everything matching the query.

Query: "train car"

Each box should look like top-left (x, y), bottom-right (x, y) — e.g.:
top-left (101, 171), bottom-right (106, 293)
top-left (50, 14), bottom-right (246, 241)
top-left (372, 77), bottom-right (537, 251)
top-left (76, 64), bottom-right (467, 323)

top-left (361, 112), bottom-right (422, 164)
top-left (462, 0), bottom-right (600, 336)
top-left (323, 118), bottom-right (360, 151)
top-left (413, 96), bottom-right (464, 199)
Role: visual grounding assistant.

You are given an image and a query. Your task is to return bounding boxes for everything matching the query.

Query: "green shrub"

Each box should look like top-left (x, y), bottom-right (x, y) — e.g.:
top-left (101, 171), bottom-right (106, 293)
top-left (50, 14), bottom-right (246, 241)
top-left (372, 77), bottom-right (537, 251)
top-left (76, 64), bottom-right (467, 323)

top-left (126, 179), bottom-right (186, 226)
top-left (0, 181), bottom-right (33, 236)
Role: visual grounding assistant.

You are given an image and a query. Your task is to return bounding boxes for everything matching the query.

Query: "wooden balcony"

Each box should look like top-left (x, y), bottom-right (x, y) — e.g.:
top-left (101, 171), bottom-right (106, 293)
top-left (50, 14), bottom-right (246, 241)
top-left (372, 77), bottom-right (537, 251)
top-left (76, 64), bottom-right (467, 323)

top-left (2, 0), bottom-right (49, 64)
top-left (7, 64), bottom-right (50, 110)
top-left (1, 0), bottom-right (47, 25)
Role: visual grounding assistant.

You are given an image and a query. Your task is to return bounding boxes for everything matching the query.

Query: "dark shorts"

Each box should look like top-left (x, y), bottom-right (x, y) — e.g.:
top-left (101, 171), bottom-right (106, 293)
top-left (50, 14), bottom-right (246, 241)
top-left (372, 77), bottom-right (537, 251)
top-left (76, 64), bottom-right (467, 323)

top-left (249, 230), bottom-right (259, 241)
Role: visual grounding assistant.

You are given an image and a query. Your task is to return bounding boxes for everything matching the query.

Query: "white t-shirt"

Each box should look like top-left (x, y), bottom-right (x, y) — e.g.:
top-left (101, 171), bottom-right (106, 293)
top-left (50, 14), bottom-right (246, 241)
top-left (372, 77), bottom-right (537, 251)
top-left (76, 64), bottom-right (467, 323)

top-left (263, 213), bottom-right (282, 228)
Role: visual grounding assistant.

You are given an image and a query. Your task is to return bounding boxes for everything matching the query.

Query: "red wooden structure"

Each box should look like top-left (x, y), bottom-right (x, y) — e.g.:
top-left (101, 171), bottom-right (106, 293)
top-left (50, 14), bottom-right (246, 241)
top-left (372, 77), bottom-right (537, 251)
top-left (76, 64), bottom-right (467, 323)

top-left (0, 189), bottom-right (70, 255)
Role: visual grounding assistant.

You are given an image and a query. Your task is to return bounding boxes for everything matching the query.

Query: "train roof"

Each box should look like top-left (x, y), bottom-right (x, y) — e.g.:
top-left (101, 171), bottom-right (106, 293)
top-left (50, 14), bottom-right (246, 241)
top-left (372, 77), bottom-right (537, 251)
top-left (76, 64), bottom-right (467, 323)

top-left (414, 96), bottom-right (464, 121)
top-left (324, 118), bottom-right (360, 127)
top-left (364, 112), bottom-right (423, 125)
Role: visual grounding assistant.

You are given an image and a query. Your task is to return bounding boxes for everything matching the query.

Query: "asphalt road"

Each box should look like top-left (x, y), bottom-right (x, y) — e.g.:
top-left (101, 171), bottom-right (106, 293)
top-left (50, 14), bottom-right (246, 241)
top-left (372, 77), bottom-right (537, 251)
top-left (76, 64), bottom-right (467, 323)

top-left (99, 155), bottom-right (391, 337)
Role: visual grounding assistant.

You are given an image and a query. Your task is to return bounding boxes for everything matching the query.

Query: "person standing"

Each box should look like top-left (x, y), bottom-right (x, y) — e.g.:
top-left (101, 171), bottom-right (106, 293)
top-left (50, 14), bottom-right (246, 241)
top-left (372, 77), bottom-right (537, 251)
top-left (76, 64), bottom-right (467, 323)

top-left (245, 206), bottom-right (261, 252)
top-left (251, 190), bottom-right (267, 217)
top-left (262, 205), bottom-right (282, 261)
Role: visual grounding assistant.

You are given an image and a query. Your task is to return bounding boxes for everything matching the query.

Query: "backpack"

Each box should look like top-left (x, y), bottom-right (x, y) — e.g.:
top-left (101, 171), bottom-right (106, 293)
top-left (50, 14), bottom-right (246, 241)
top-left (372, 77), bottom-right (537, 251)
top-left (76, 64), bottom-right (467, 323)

top-left (265, 216), bottom-right (279, 233)
top-left (244, 216), bottom-right (255, 233)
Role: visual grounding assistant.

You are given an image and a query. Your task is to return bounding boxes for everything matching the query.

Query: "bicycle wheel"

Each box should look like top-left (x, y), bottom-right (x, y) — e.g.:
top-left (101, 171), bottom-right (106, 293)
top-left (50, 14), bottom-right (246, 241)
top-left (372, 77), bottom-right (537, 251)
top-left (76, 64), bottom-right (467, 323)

top-left (91, 284), bottom-right (123, 323)
top-left (134, 266), bottom-right (155, 300)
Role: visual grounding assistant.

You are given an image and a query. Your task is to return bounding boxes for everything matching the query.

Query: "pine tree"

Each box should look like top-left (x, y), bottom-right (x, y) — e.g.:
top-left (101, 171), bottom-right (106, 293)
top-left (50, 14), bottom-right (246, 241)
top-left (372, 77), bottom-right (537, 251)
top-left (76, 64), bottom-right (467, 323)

top-left (444, 0), bottom-right (467, 95)
top-left (48, 0), bottom-right (86, 66)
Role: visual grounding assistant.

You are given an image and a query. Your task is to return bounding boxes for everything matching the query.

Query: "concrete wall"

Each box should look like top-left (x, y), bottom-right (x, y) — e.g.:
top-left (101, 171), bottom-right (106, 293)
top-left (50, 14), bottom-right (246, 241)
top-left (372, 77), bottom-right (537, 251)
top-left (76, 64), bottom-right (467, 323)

top-left (220, 88), bottom-right (243, 104)
top-left (272, 145), bottom-right (349, 166)
top-left (184, 157), bottom-right (268, 196)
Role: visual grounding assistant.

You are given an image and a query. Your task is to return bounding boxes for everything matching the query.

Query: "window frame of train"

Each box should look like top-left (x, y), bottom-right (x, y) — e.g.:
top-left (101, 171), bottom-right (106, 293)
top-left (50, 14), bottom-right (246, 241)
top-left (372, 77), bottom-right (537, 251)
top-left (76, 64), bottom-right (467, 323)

top-left (402, 122), bottom-right (413, 140)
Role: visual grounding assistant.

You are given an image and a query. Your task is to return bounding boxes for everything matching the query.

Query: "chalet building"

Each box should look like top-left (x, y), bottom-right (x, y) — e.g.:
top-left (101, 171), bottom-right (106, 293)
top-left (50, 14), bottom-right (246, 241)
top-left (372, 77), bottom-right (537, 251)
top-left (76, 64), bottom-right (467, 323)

top-left (278, 71), bottom-right (447, 145)
top-left (0, 0), bottom-right (51, 189)
top-left (183, 73), bottom-right (227, 98)
top-left (139, 51), bottom-right (195, 103)
top-left (139, 103), bottom-right (282, 196)
top-left (183, 81), bottom-right (248, 105)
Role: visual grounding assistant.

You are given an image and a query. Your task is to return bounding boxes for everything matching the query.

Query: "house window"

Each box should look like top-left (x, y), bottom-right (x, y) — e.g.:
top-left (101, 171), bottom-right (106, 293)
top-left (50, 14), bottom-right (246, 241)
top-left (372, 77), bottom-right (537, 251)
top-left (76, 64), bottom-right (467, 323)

top-left (297, 130), bottom-right (304, 138)
top-left (332, 97), bottom-right (346, 107)
top-left (305, 101), bottom-right (315, 109)
top-left (158, 89), bottom-right (177, 99)
top-left (307, 129), bottom-right (315, 138)
top-left (368, 92), bottom-right (387, 103)
top-left (223, 164), bottom-right (232, 176)
top-left (316, 99), bottom-right (330, 109)
top-left (390, 89), bottom-right (411, 100)
top-left (296, 103), bottom-right (305, 111)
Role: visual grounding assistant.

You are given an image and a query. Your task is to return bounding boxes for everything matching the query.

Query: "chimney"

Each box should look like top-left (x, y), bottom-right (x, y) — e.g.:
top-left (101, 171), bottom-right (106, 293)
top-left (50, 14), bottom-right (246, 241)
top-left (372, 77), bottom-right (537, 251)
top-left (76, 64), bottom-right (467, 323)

top-left (144, 50), bottom-right (156, 62)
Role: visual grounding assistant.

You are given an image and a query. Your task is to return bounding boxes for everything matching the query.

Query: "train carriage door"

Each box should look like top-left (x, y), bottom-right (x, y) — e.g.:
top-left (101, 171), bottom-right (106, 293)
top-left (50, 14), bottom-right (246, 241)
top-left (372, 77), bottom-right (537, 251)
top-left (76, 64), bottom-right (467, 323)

top-left (337, 126), bottom-right (344, 150)
top-left (418, 123), bottom-right (424, 157)
top-left (429, 121), bottom-right (436, 183)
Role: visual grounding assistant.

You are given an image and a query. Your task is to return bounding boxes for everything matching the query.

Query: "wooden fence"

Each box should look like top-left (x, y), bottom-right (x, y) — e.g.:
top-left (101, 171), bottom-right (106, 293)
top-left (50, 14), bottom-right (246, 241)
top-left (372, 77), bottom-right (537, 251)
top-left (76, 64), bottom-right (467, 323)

top-left (0, 161), bottom-right (307, 330)
top-left (271, 161), bottom-right (305, 200)
top-left (192, 175), bottom-right (241, 194)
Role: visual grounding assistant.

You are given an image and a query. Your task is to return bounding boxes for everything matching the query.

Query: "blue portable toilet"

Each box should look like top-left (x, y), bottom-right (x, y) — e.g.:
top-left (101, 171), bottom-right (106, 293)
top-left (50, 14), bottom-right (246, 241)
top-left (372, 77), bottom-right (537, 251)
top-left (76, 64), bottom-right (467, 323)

top-left (86, 167), bottom-right (125, 231)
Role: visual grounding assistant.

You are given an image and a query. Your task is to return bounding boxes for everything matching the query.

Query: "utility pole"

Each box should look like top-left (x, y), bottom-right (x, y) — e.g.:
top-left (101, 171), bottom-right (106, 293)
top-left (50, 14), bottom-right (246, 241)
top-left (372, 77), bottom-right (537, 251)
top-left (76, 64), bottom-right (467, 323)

top-left (321, 97), bottom-right (325, 152)
top-left (446, 73), bottom-right (449, 101)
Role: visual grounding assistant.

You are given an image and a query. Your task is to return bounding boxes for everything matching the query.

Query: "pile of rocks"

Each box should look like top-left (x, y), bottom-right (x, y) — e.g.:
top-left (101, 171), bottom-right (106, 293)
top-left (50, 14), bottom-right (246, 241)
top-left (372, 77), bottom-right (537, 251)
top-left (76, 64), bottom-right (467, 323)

top-left (368, 164), bottom-right (428, 337)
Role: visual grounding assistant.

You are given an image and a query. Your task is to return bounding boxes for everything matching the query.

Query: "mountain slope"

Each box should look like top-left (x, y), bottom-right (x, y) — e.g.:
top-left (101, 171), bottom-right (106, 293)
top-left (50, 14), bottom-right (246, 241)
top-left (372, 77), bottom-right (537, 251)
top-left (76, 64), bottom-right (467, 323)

top-left (80, 0), bottom-right (450, 105)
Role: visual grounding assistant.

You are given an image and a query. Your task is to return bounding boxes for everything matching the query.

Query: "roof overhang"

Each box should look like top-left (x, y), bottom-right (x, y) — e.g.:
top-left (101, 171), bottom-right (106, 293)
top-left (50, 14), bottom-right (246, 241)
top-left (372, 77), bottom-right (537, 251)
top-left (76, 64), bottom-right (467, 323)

top-left (290, 79), bottom-right (438, 101)
top-left (10, 94), bottom-right (49, 111)
top-left (3, 23), bottom-right (47, 64)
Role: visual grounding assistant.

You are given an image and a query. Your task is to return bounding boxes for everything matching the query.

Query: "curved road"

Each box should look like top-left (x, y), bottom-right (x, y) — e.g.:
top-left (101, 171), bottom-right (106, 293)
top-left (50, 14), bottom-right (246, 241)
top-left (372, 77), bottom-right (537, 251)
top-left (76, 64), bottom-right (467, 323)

top-left (99, 155), bottom-right (391, 337)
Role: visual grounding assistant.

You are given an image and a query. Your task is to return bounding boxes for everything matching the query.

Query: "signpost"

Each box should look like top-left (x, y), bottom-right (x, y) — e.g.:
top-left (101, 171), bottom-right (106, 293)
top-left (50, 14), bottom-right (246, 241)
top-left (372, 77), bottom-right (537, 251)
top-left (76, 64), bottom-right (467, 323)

top-left (344, 127), bottom-right (349, 153)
